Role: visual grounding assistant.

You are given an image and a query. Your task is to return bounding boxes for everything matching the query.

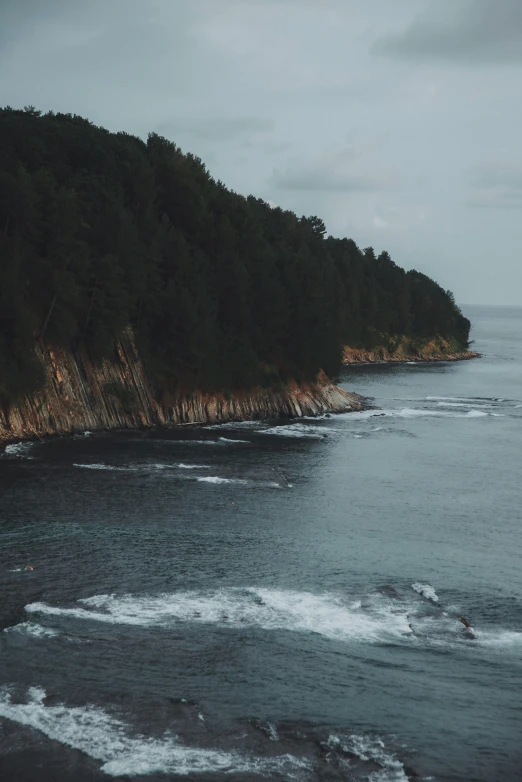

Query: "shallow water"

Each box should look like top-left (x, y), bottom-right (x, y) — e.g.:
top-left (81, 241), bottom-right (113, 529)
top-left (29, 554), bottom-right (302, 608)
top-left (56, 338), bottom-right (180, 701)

top-left (1, 304), bottom-right (521, 781)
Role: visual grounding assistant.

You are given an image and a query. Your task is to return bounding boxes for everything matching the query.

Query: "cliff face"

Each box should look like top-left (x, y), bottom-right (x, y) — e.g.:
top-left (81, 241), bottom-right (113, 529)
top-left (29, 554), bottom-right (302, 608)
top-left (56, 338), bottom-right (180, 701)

top-left (0, 331), bottom-right (363, 446)
top-left (343, 336), bottom-right (479, 365)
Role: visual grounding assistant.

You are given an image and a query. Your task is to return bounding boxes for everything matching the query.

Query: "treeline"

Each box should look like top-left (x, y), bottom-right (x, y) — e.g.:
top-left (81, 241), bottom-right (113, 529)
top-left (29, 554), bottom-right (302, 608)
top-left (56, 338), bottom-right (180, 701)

top-left (0, 107), bottom-right (470, 404)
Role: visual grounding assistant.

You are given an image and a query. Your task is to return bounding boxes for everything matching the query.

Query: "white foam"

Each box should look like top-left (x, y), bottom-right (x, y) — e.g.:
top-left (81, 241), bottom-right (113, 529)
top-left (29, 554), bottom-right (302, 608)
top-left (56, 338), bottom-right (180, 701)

top-left (427, 396), bottom-right (482, 402)
top-left (436, 401), bottom-right (490, 408)
top-left (411, 583), bottom-right (439, 603)
top-left (3, 622), bottom-right (59, 639)
top-left (327, 734), bottom-right (409, 782)
top-left (73, 463), bottom-right (130, 471)
top-left (261, 423), bottom-right (335, 439)
top-left (195, 476), bottom-right (248, 485)
top-left (207, 420), bottom-right (265, 429)
top-left (26, 588), bottom-right (411, 643)
top-left (475, 629), bottom-right (522, 648)
top-left (174, 464), bottom-right (211, 470)
top-left (218, 437), bottom-right (251, 443)
top-left (340, 407), bottom-right (489, 421)
top-left (0, 688), bottom-right (308, 778)
top-left (3, 441), bottom-right (35, 458)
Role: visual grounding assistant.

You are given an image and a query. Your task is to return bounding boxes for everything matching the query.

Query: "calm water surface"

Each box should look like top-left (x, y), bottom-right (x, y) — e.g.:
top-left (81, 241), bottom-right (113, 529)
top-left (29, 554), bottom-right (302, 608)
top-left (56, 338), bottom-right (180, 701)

top-left (1, 305), bottom-right (521, 781)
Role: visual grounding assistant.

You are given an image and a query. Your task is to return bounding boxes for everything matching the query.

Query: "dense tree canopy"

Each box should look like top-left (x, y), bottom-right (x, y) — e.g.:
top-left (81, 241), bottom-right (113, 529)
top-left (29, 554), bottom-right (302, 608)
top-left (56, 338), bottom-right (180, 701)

top-left (0, 107), bottom-right (470, 405)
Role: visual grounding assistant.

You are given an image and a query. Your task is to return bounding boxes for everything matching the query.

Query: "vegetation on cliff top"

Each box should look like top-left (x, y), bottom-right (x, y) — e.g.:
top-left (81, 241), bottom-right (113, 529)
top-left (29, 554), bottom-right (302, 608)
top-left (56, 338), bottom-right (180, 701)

top-left (0, 106), bottom-right (470, 405)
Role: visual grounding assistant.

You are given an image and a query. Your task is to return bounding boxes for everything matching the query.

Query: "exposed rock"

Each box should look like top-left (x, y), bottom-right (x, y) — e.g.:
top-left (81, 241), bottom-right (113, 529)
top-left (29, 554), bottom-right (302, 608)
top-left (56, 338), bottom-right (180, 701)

top-left (0, 330), bottom-right (363, 447)
top-left (343, 337), bottom-right (480, 365)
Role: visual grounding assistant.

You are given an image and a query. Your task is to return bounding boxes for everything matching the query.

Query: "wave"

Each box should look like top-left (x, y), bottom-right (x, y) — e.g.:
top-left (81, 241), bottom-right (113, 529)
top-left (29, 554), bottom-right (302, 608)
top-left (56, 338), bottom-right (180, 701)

top-left (427, 396), bottom-right (501, 402)
top-left (340, 407), bottom-right (490, 421)
top-left (411, 583), bottom-right (439, 603)
top-left (0, 688), bottom-right (307, 778)
top-left (207, 420), bottom-right (266, 429)
top-left (174, 463), bottom-right (211, 470)
top-left (218, 437), bottom-right (251, 443)
top-left (165, 438), bottom-right (252, 446)
top-left (3, 622), bottom-right (59, 639)
top-left (2, 441), bottom-right (35, 459)
top-left (25, 586), bottom-right (522, 654)
top-left (325, 734), bottom-right (408, 782)
top-left (261, 423), bottom-right (336, 439)
top-left (196, 476), bottom-right (249, 485)
top-left (73, 463), bottom-right (131, 471)
top-left (25, 588), bottom-right (411, 643)
top-left (436, 401), bottom-right (491, 408)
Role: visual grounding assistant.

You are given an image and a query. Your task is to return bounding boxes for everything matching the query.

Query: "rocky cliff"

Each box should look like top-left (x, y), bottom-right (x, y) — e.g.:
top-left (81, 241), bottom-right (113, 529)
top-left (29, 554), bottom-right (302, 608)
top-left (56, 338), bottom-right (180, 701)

top-left (0, 331), bottom-right (363, 446)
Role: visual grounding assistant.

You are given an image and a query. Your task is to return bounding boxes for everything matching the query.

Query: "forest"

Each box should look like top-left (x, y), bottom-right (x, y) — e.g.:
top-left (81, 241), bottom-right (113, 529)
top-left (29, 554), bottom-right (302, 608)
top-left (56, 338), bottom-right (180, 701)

top-left (0, 107), bottom-right (470, 405)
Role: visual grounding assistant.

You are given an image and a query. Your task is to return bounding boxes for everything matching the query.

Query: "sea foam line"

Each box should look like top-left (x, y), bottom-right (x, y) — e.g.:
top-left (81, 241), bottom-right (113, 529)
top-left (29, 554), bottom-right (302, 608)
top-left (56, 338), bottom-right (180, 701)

top-left (25, 588), bottom-right (411, 643)
top-left (0, 688), bottom-right (308, 778)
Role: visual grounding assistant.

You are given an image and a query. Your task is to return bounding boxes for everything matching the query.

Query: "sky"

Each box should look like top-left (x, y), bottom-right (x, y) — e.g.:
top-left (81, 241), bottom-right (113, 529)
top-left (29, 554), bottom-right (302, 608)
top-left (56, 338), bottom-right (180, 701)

top-left (1, 0), bottom-right (521, 307)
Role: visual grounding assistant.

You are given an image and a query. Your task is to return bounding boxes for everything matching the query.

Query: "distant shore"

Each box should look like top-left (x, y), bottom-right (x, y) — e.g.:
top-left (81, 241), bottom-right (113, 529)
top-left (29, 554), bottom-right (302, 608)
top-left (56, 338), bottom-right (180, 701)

top-left (343, 352), bottom-right (480, 366)
top-left (342, 345), bottom-right (480, 366)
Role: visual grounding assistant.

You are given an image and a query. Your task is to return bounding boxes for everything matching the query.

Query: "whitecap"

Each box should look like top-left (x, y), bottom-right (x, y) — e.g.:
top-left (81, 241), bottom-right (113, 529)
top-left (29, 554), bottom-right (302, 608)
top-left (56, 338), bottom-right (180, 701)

top-left (218, 437), bottom-right (251, 443)
top-left (174, 463), bottom-right (211, 470)
top-left (436, 401), bottom-right (491, 409)
top-left (261, 423), bottom-right (335, 439)
top-left (475, 629), bottom-right (522, 648)
top-left (3, 622), bottom-right (59, 639)
top-left (0, 688), bottom-right (308, 778)
top-left (207, 420), bottom-right (266, 429)
top-left (195, 476), bottom-right (248, 485)
top-left (3, 442), bottom-right (35, 458)
top-left (73, 463), bottom-right (131, 471)
top-left (326, 733), bottom-right (409, 782)
top-left (411, 583), bottom-right (439, 603)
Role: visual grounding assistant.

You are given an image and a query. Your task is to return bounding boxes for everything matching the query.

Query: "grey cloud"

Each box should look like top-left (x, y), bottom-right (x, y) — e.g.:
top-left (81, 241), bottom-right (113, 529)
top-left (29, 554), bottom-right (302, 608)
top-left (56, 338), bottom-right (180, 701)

top-left (373, 0), bottom-right (522, 64)
top-left (154, 116), bottom-right (273, 144)
top-left (272, 147), bottom-right (397, 193)
top-left (466, 162), bottom-right (522, 208)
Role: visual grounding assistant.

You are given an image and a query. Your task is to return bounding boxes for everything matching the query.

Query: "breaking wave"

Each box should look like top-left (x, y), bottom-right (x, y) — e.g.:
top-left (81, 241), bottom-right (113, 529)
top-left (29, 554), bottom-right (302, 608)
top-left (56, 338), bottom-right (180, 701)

top-left (3, 622), bottom-right (60, 639)
top-left (261, 423), bottom-right (336, 439)
top-left (411, 583), bottom-right (439, 603)
top-left (24, 586), bottom-right (522, 653)
top-left (218, 437), bottom-right (251, 444)
top-left (74, 463), bottom-right (131, 471)
top-left (196, 476), bottom-right (248, 485)
top-left (340, 407), bottom-right (489, 421)
top-left (0, 688), bottom-right (307, 778)
top-left (325, 733), bottom-right (409, 782)
top-left (25, 588), bottom-right (411, 643)
top-left (2, 441), bottom-right (35, 459)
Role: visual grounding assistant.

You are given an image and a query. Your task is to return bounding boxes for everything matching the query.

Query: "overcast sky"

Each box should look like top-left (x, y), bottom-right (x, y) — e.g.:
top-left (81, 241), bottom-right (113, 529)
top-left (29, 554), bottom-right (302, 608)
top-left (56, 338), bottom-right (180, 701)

top-left (1, 0), bottom-right (521, 307)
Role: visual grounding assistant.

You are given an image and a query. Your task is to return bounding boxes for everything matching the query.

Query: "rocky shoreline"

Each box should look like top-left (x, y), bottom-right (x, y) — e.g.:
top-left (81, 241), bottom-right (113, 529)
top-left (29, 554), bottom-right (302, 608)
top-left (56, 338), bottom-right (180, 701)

top-left (342, 344), bottom-right (480, 365)
top-left (0, 331), bottom-right (364, 449)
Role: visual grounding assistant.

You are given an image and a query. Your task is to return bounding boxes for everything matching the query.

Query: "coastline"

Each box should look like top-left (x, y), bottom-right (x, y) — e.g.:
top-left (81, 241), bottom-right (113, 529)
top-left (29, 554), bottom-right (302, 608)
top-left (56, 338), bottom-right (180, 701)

top-left (342, 344), bottom-right (480, 365)
top-left (0, 331), bottom-right (364, 450)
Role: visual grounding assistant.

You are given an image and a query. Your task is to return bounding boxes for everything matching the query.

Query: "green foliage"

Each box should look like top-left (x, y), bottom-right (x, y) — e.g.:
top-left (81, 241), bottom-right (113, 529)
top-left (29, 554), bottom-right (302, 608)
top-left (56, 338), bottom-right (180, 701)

top-left (0, 107), bottom-right (471, 403)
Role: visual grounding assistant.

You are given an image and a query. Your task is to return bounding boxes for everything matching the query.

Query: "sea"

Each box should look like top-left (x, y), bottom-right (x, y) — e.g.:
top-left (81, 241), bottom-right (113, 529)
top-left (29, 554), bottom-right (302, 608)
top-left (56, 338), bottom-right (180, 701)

top-left (0, 304), bottom-right (521, 782)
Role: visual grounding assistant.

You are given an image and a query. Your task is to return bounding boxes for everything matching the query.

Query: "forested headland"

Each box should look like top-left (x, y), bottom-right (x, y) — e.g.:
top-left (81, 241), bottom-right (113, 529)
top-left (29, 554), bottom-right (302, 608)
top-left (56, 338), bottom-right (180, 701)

top-left (0, 107), bottom-right (471, 408)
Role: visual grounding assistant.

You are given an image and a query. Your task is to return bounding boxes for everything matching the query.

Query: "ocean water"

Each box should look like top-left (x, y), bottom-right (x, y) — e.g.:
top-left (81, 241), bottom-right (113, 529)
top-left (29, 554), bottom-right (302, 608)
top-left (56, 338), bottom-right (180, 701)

top-left (1, 304), bottom-right (521, 782)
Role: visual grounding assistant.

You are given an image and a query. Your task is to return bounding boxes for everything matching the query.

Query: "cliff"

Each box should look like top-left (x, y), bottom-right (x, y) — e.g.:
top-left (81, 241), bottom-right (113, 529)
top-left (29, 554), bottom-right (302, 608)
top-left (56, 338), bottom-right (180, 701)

top-left (343, 336), bottom-right (479, 365)
top-left (0, 330), bottom-right (363, 446)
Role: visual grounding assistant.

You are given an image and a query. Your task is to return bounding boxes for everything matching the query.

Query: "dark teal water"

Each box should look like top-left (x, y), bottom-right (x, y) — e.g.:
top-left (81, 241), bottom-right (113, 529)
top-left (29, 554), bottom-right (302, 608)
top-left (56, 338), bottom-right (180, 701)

top-left (1, 305), bottom-right (521, 781)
